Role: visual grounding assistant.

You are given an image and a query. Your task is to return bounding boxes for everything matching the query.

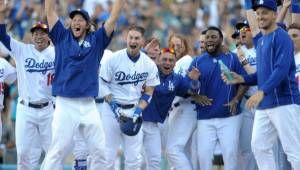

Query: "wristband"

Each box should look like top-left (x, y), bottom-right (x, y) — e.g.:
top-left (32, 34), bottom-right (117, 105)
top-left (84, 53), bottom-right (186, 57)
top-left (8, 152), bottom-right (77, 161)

top-left (140, 93), bottom-right (152, 104)
top-left (241, 59), bottom-right (249, 66)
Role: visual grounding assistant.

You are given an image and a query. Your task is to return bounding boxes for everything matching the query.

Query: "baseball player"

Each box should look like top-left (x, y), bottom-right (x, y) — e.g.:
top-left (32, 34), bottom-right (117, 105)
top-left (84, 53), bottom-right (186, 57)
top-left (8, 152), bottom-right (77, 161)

top-left (165, 34), bottom-right (197, 170)
top-left (191, 26), bottom-right (248, 170)
top-left (99, 25), bottom-right (160, 170)
top-left (224, 1), bottom-right (300, 169)
top-left (289, 24), bottom-right (300, 90)
top-left (72, 49), bottom-right (113, 170)
top-left (0, 1), bottom-right (55, 168)
top-left (43, 0), bottom-right (123, 169)
top-left (233, 20), bottom-right (258, 170)
top-left (0, 57), bottom-right (16, 142)
top-left (142, 47), bottom-right (200, 170)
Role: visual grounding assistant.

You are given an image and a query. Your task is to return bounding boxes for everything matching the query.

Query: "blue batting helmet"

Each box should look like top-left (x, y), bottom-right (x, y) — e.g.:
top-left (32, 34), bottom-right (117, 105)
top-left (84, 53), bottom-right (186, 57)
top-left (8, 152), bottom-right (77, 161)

top-left (119, 115), bottom-right (142, 136)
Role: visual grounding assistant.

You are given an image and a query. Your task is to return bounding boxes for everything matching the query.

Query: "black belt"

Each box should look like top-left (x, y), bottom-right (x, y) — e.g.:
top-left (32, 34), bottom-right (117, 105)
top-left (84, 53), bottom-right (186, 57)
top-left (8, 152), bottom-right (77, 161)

top-left (95, 98), bottom-right (104, 104)
top-left (244, 95), bottom-right (251, 100)
top-left (174, 101), bottom-right (196, 108)
top-left (116, 103), bottom-right (135, 109)
top-left (20, 100), bottom-right (49, 109)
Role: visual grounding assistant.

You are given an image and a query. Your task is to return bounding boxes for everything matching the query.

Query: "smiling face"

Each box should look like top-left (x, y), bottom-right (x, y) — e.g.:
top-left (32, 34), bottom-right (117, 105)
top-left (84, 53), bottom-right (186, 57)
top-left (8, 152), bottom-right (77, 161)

top-left (32, 29), bottom-right (50, 51)
top-left (255, 7), bottom-right (277, 32)
top-left (158, 51), bottom-right (176, 75)
top-left (70, 14), bottom-right (89, 39)
top-left (126, 30), bottom-right (144, 57)
top-left (205, 29), bottom-right (222, 54)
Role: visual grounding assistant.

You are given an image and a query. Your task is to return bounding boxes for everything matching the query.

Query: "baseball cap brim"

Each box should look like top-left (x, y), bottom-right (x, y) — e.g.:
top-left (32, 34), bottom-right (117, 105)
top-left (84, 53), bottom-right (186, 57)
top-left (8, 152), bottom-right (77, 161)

top-left (235, 22), bottom-right (249, 30)
top-left (69, 10), bottom-right (90, 22)
top-left (30, 23), bottom-right (49, 33)
top-left (252, 4), bottom-right (276, 11)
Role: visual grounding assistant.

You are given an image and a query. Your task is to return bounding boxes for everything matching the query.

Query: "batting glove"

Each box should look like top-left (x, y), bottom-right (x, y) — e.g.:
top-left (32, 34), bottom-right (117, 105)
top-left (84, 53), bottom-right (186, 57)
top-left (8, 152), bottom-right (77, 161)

top-left (132, 107), bottom-right (143, 123)
top-left (109, 101), bottom-right (120, 119)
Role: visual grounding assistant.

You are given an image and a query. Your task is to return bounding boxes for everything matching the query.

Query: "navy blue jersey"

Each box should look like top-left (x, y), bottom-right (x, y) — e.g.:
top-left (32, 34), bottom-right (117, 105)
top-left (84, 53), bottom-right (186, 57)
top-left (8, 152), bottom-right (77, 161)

top-left (49, 21), bottom-right (112, 97)
top-left (142, 70), bottom-right (190, 123)
top-left (244, 28), bottom-right (300, 109)
top-left (190, 52), bottom-right (247, 120)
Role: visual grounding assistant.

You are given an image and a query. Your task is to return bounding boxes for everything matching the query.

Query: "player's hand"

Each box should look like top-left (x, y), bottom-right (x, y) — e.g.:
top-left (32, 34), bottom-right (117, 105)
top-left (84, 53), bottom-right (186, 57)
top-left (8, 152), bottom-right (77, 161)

top-left (245, 90), bottom-right (264, 110)
top-left (224, 99), bottom-right (239, 115)
top-left (188, 67), bottom-right (201, 80)
top-left (0, 0), bottom-right (7, 13)
top-left (109, 101), bottom-right (120, 119)
top-left (192, 95), bottom-right (213, 106)
top-left (236, 46), bottom-right (246, 62)
top-left (221, 72), bottom-right (244, 85)
top-left (144, 38), bottom-right (160, 54)
top-left (132, 107), bottom-right (142, 123)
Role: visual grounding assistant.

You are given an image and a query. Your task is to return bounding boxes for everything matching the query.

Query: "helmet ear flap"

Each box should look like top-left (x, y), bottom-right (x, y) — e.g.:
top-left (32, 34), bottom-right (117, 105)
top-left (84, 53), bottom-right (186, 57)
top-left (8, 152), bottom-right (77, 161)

top-left (119, 115), bottom-right (142, 136)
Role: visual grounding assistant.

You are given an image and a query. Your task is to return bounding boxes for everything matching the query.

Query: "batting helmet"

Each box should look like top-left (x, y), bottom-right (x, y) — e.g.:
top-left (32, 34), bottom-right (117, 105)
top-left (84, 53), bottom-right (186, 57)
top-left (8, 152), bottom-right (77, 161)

top-left (119, 115), bottom-right (142, 136)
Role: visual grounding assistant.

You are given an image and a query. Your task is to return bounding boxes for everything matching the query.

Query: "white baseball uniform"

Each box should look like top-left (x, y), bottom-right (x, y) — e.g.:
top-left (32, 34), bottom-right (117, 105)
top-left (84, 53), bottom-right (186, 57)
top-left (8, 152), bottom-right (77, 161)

top-left (166, 54), bottom-right (197, 170)
top-left (236, 46), bottom-right (259, 170)
top-left (8, 38), bottom-right (55, 170)
top-left (99, 49), bottom-right (160, 170)
top-left (294, 52), bottom-right (300, 91)
top-left (0, 58), bottom-right (16, 142)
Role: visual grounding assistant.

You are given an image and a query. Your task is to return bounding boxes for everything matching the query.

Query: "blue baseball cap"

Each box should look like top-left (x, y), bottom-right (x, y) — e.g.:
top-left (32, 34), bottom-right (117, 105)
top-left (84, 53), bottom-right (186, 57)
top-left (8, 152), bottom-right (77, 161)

top-left (252, 0), bottom-right (277, 12)
top-left (235, 20), bottom-right (249, 30)
top-left (30, 21), bottom-right (49, 33)
top-left (119, 115), bottom-right (142, 136)
top-left (69, 9), bottom-right (90, 22)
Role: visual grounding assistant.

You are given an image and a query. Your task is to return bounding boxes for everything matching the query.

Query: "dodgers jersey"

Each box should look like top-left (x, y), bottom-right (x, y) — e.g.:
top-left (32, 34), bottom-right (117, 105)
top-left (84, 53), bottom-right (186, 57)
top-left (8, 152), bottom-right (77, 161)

top-left (49, 21), bottom-right (112, 97)
top-left (190, 52), bottom-right (247, 119)
top-left (99, 49), bottom-right (160, 104)
top-left (294, 52), bottom-right (300, 91)
top-left (244, 28), bottom-right (300, 109)
top-left (0, 24), bottom-right (55, 102)
top-left (142, 70), bottom-right (191, 123)
top-left (172, 55), bottom-right (193, 104)
top-left (234, 46), bottom-right (258, 96)
top-left (0, 58), bottom-right (16, 109)
top-left (98, 49), bottom-right (113, 98)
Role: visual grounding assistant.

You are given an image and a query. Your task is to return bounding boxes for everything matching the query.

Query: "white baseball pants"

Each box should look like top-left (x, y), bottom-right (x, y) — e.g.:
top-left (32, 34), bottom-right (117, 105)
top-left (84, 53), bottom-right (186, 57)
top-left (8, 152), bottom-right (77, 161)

top-left (42, 97), bottom-right (106, 170)
top-left (142, 121), bottom-right (165, 170)
top-left (197, 114), bottom-right (242, 170)
top-left (102, 102), bottom-right (143, 170)
top-left (251, 104), bottom-right (300, 170)
top-left (238, 98), bottom-right (258, 170)
top-left (16, 101), bottom-right (53, 170)
top-left (166, 102), bottom-right (197, 170)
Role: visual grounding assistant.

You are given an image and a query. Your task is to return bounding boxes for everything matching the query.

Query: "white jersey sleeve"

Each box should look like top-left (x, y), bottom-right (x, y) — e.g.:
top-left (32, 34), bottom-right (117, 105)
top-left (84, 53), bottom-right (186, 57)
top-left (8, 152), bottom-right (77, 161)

top-left (0, 58), bottom-right (16, 109)
top-left (145, 59), bottom-right (160, 87)
top-left (9, 38), bottom-right (27, 59)
top-left (294, 52), bottom-right (300, 91)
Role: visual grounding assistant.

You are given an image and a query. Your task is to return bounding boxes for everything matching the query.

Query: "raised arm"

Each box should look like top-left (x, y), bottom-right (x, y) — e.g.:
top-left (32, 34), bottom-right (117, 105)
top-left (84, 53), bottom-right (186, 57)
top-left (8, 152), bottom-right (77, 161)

top-left (0, 0), bottom-right (6, 24)
top-left (291, 0), bottom-right (300, 24)
top-left (244, 0), bottom-right (260, 37)
top-left (277, 0), bottom-right (291, 23)
top-left (104, 0), bottom-right (123, 37)
top-left (45, 0), bottom-right (59, 31)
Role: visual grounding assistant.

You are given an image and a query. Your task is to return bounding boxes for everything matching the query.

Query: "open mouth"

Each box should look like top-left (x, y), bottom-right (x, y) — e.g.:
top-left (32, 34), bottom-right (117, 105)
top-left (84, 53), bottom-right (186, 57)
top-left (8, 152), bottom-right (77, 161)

top-left (163, 66), bottom-right (171, 71)
top-left (130, 45), bottom-right (137, 49)
top-left (74, 27), bottom-right (81, 34)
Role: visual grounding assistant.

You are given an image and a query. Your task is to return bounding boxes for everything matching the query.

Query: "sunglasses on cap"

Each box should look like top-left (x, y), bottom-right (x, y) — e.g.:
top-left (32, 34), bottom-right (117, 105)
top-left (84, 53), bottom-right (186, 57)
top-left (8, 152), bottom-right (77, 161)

top-left (160, 48), bottom-right (175, 55)
top-left (239, 27), bottom-right (251, 32)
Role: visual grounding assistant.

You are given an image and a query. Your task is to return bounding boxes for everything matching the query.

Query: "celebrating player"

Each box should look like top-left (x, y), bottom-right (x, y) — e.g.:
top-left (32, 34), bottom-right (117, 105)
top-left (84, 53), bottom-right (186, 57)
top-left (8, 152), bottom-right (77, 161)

top-left (190, 26), bottom-right (248, 170)
top-left (42, 0), bottom-right (123, 169)
top-left (0, 1), bottom-right (55, 169)
top-left (223, 1), bottom-right (300, 169)
top-left (142, 47), bottom-right (200, 170)
top-left (99, 25), bottom-right (160, 170)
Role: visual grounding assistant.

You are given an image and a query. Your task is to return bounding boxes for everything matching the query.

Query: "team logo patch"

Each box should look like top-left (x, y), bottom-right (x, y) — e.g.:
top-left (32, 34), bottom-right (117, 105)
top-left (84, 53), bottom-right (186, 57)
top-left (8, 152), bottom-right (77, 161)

top-left (25, 58), bottom-right (55, 74)
top-left (168, 80), bottom-right (175, 91)
top-left (115, 71), bottom-right (148, 86)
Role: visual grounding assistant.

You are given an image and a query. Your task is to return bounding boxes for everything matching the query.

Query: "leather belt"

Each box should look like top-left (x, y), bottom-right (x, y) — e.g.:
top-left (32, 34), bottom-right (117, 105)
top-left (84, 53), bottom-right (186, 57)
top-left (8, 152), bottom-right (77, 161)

top-left (20, 100), bottom-right (49, 109)
top-left (116, 103), bottom-right (135, 109)
top-left (95, 98), bottom-right (104, 104)
top-left (174, 101), bottom-right (196, 108)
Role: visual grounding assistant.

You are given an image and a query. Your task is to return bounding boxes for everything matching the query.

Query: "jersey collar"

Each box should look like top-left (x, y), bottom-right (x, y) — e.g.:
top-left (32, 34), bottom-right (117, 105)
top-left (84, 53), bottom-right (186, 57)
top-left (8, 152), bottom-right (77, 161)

top-left (126, 51), bottom-right (140, 63)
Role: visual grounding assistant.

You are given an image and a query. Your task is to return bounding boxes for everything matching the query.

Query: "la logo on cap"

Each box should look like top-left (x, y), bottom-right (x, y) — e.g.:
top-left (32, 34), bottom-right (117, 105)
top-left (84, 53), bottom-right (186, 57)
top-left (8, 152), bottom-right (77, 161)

top-left (259, 0), bottom-right (264, 4)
